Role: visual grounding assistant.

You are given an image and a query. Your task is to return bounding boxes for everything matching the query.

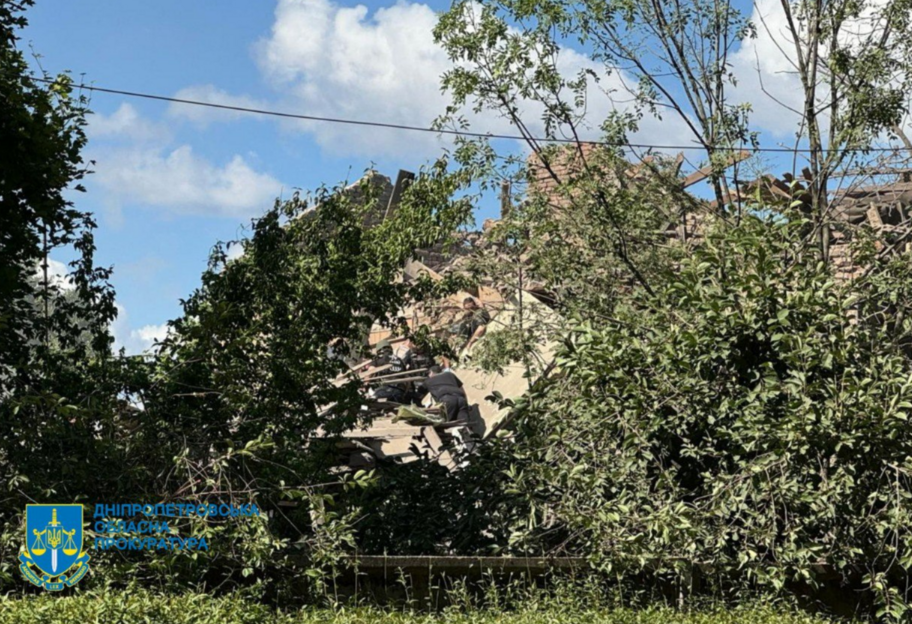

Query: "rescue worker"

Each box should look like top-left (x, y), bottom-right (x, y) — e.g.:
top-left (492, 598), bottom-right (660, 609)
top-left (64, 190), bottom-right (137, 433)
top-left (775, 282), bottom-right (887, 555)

top-left (423, 365), bottom-right (470, 422)
top-left (372, 339), bottom-right (394, 366)
top-left (372, 339), bottom-right (413, 403)
top-left (388, 340), bottom-right (414, 374)
top-left (453, 297), bottom-right (491, 351)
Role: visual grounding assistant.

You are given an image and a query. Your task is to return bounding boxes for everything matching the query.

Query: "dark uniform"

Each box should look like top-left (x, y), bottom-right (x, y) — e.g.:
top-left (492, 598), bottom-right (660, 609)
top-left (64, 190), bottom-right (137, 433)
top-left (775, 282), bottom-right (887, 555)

top-left (388, 349), bottom-right (413, 374)
top-left (423, 371), bottom-right (470, 422)
top-left (454, 308), bottom-right (491, 341)
top-left (374, 345), bottom-right (415, 404)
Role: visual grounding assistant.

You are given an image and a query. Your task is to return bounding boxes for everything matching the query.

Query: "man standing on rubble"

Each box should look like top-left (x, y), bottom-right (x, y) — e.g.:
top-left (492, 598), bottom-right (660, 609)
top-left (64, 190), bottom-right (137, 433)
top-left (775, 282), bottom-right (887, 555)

top-left (453, 297), bottom-right (491, 352)
top-left (424, 365), bottom-right (470, 422)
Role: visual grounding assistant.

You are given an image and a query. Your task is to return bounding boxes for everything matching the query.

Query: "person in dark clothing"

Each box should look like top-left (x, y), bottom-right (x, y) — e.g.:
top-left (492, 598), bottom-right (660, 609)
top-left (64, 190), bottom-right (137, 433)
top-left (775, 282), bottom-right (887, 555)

top-left (424, 365), bottom-right (470, 422)
top-left (388, 342), bottom-right (413, 375)
top-left (452, 297), bottom-right (491, 351)
top-left (372, 340), bottom-right (415, 404)
top-left (371, 339), bottom-right (394, 367)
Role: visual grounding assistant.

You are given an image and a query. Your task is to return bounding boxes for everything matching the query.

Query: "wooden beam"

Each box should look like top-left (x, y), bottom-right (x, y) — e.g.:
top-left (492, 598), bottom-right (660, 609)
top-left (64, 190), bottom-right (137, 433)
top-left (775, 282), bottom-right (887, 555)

top-left (365, 375), bottom-right (428, 385)
top-left (384, 170), bottom-right (415, 220)
top-left (681, 150), bottom-right (751, 188)
top-left (420, 426), bottom-right (454, 468)
top-left (867, 206), bottom-right (884, 228)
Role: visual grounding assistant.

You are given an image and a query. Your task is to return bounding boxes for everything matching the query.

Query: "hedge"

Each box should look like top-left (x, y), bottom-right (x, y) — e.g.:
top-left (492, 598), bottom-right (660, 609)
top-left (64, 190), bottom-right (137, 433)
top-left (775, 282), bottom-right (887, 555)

top-left (0, 591), bottom-right (845, 624)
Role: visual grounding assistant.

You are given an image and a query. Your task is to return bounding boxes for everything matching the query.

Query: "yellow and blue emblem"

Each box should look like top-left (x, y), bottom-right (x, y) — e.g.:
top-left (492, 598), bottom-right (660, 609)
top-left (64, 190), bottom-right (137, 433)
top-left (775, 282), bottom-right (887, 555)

top-left (20, 505), bottom-right (90, 590)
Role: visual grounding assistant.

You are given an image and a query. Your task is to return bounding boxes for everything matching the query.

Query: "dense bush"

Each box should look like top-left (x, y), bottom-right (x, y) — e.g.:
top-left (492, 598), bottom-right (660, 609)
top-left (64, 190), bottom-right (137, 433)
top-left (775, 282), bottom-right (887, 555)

top-left (0, 590), bottom-right (842, 624)
top-left (505, 216), bottom-right (912, 617)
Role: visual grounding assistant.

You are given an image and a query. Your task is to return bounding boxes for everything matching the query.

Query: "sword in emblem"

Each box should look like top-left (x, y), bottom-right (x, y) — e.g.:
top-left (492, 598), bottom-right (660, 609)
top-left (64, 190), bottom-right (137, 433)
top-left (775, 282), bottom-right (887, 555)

top-left (47, 508), bottom-right (62, 574)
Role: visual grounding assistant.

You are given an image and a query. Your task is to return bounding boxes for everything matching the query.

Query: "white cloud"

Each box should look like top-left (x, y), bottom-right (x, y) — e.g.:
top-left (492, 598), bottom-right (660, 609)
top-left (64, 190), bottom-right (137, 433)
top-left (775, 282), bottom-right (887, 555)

top-left (87, 105), bottom-right (284, 219)
top-left (156, 0), bottom-right (694, 161)
top-left (167, 84), bottom-right (271, 126)
top-left (226, 242), bottom-right (246, 262)
top-left (111, 304), bottom-right (169, 355)
top-left (234, 0), bottom-right (686, 157)
top-left (253, 0), bottom-right (458, 156)
top-left (152, 0), bottom-right (903, 164)
top-left (91, 144), bottom-right (283, 218)
top-left (90, 103), bottom-right (171, 144)
top-left (47, 258), bottom-right (75, 291)
top-left (134, 323), bottom-right (169, 345)
top-left (33, 258), bottom-right (75, 291)
top-left (729, 0), bottom-right (806, 138)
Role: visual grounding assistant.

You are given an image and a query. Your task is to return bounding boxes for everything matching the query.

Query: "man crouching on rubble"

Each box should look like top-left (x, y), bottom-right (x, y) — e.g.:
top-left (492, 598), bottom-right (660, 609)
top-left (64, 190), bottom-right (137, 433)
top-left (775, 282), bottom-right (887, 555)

top-left (424, 365), bottom-right (470, 422)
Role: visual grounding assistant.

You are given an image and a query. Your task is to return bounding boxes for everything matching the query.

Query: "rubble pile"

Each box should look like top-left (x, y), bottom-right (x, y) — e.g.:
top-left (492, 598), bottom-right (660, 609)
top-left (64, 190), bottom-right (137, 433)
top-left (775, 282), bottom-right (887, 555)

top-left (319, 156), bottom-right (911, 473)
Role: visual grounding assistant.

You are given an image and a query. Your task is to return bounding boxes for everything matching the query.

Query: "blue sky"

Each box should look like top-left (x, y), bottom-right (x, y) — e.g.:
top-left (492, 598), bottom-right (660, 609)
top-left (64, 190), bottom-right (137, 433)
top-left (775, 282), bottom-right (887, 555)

top-left (23, 0), bottom-right (475, 351)
top-left (20, 0), bottom-right (814, 352)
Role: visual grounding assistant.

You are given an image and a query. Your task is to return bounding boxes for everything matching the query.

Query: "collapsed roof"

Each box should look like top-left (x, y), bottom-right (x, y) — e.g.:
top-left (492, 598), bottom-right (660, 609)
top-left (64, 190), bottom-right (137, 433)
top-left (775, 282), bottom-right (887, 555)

top-left (314, 169), bottom-right (559, 471)
top-left (323, 154), bottom-right (906, 471)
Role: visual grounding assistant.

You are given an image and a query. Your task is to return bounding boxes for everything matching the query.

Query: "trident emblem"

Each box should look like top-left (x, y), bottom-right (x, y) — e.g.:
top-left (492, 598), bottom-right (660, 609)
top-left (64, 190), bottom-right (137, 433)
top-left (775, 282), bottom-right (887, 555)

top-left (20, 504), bottom-right (90, 590)
top-left (30, 508), bottom-right (77, 573)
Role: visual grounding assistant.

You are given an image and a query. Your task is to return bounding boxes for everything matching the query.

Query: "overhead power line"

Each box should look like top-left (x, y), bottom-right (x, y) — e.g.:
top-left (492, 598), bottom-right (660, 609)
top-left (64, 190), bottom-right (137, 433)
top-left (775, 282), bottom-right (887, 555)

top-left (34, 77), bottom-right (912, 155)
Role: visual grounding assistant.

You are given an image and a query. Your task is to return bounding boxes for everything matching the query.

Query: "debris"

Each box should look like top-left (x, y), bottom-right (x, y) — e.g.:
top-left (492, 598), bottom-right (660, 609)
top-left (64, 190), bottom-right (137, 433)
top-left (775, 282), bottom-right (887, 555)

top-left (393, 405), bottom-right (445, 426)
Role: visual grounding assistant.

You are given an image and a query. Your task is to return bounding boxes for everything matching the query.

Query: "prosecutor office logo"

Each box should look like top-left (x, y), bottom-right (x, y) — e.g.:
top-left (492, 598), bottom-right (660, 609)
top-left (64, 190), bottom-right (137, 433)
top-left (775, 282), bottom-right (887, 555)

top-left (20, 505), bottom-right (90, 591)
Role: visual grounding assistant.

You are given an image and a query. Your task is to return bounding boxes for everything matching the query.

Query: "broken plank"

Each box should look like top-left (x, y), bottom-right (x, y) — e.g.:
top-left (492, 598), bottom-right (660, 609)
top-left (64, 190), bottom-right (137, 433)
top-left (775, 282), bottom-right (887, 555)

top-left (420, 426), bottom-right (454, 468)
top-left (682, 150), bottom-right (750, 188)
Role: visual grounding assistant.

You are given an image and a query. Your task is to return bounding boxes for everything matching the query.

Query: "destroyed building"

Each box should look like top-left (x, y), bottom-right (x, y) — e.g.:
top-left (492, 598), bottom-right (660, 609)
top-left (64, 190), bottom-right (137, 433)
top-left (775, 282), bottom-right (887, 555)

top-left (312, 168), bottom-right (559, 472)
top-left (320, 150), bottom-right (910, 473)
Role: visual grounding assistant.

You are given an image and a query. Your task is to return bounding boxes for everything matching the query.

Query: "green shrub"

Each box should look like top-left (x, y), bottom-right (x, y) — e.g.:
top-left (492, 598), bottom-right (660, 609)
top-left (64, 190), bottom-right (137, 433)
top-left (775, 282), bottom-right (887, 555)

top-left (506, 216), bottom-right (912, 616)
top-left (0, 590), bottom-right (842, 624)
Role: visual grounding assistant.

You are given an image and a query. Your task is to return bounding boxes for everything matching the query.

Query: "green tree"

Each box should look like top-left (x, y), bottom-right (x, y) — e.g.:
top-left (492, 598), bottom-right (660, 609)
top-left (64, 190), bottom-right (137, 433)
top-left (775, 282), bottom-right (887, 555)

top-left (119, 166), bottom-right (474, 592)
top-left (768, 0), bottom-right (912, 258)
top-left (434, 0), bottom-right (754, 214)
top-left (506, 214), bottom-right (912, 618)
top-left (0, 0), bottom-right (119, 586)
top-left (434, 0), bottom-right (912, 258)
top-left (0, 0), bottom-right (114, 381)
